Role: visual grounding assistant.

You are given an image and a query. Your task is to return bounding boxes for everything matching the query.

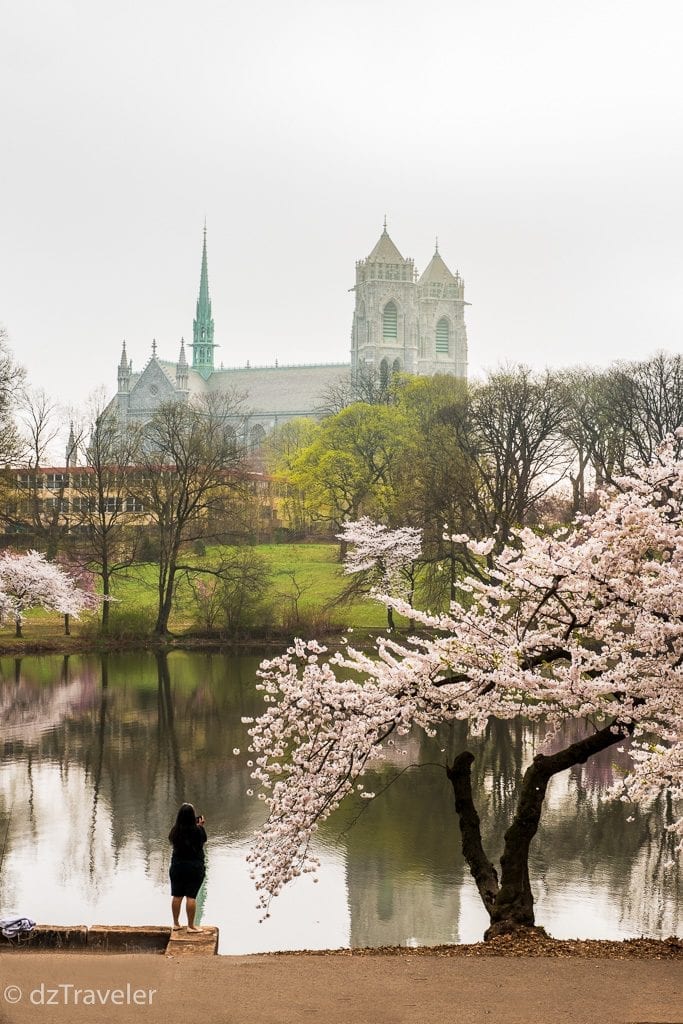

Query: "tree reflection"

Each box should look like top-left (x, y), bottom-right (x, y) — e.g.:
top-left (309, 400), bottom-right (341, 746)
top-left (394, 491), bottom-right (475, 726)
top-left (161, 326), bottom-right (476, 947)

top-left (0, 652), bottom-right (678, 942)
top-left (335, 716), bottom-right (680, 944)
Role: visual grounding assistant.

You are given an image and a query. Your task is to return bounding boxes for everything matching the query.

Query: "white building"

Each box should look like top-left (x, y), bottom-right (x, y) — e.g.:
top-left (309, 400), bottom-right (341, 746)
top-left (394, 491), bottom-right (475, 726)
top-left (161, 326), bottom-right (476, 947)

top-left (106, 223), bottom-right (469, 444)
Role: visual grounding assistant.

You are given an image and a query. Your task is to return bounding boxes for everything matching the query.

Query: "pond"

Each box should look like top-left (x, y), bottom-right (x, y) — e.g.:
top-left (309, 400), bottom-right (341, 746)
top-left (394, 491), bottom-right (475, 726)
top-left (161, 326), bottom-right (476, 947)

top-left (0, 651), bottom-right (679, 954)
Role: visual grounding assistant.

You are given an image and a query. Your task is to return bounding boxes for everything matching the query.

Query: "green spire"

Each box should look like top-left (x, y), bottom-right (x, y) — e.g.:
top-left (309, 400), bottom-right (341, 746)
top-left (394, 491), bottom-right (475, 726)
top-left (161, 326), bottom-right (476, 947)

top-left (192, 222), bottom-right (216, 375)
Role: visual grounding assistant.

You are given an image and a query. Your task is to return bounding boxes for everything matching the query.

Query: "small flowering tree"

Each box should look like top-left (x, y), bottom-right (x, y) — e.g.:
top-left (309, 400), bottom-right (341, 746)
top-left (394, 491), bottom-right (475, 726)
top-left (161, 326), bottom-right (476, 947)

top-left (0, 550), bottom-right (100, 637)
top-left (55, 554), bottom-right (101, 635)
top-left (246, 437), bottom-right (683, 938)
top-left (337, 518), bottom-right (422, 629)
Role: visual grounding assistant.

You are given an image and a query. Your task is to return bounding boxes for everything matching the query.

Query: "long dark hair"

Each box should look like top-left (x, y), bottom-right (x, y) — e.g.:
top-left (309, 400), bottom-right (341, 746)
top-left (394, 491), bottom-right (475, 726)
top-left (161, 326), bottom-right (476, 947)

top-left (169, 802), bottom-right (199, 844)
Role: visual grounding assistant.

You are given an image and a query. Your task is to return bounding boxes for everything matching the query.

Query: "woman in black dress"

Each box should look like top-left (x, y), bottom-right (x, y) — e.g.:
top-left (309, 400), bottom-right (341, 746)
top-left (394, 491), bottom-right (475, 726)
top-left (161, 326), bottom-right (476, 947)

top-left (168, 802), bottom-right (207, 931)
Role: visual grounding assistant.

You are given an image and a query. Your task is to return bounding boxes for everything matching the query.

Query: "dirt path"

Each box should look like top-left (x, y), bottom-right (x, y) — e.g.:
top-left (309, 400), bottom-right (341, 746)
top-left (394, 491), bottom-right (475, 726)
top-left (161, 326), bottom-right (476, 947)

top-left (0, 952), bottom-right (680, 1024)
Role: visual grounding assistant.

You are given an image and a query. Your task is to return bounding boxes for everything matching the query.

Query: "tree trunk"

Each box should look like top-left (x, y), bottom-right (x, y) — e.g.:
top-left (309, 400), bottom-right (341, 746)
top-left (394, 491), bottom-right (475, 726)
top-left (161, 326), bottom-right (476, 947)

top-left (447, 721), bottom-right (630, 939)
top-left (15, 618), bottom-right (22, 639)
top-left (101, 558), bottom-right (110, 635)
top-left (64, 613), bottom-right (70, 636)
top-left (387, 604), bottom-right (394, 630)
top-left (446, 753), bottom-right (499, 915)
top-left (155, 564), bottom-right (177, 635)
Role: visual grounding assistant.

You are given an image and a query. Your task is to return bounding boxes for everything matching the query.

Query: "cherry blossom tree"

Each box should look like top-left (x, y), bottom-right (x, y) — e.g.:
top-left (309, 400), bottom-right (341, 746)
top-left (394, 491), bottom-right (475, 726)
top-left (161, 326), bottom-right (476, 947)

top-left (245, 436), bottom-right (683, 938)
top-left (0, 550), bottom-right (100, 637)
top-left (54, 554), bottom-right (100, 635)
top-left (337, 517), bottom-right (422, 629)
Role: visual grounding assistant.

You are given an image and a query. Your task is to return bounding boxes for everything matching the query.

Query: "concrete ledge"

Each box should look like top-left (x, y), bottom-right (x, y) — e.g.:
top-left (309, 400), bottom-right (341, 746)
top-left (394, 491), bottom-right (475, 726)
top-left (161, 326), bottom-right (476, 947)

top-left (0, 926), bottom-right (89, 950)
top-left (166, 927), bottom-right (219, 957)
top-left (89, 926), bottom-right (171, 952)
top-left (0, 925), bottom-right (189, 954)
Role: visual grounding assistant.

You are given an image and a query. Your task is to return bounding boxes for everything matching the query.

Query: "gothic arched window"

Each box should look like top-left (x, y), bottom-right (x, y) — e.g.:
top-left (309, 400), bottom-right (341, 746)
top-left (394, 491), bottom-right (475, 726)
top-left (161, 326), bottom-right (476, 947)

top-left (379, 358), bottom-right (389, 389)
top-left (436, 317), bottom-right (450, 354)
top-left (392, 358), bottom-right (401, 374)
top-left (225, 424), bottom-right (237, 453)
top-left (382, 301), bottom-right (398, 340)
top-left (249, 423), bottom-right (266, 453)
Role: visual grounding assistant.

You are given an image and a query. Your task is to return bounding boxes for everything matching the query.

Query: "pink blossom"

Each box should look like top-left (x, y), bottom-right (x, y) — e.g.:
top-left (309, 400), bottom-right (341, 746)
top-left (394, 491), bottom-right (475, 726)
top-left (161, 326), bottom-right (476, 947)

top-left (247, 437), bottom-right (683, 913)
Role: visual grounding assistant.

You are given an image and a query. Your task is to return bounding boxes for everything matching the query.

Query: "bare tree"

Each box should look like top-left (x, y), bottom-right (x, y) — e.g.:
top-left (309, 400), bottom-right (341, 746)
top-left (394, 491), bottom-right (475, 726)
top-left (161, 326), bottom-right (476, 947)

top-left (69, 399), bottom-right (144, 633)
top-left (449, 365), bottom-right (570, 548)
top-left (135, 391), bottom-right (249, 636)
top-left (18, 387), bottom-right (62, 468)
top-left (556, 368), bottom-right (628, 509)
top-left (316, 363), bottom-right (396, 416)
top-left (0, 392), bottom-right (85, 559)
top-left (0, 327), bottom-right (25, 465)
top-left (560, 354), bottom-right (683, 500)
top-left (617, 352), bottom-right (683, 463)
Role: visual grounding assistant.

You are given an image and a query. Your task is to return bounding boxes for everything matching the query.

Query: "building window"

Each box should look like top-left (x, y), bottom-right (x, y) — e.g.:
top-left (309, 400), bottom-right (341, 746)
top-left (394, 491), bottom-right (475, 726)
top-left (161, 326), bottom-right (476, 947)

top-left (379, 358), bottom-right (389, 389)
top-left (44, 497), bottom-right (67, 512)
top-left (436, 318), bottom-right (450, 354)
top-left (71, 497), bottom-right (94, 513)
top-left (382, 302), bottom-right (398, 340)
top-left (46, 473), bottom-right (69, 490)
top-left (392, 358), bottom-right (401, 374)
top-left (102, 497), bottom-right (122, 514)
top-left (17, 473), bottom-right (40, 490)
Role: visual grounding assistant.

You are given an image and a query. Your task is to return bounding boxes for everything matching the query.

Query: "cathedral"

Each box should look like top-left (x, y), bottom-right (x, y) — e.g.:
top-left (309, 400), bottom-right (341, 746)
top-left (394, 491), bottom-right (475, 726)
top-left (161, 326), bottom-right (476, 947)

top-left (106, 223), bottom-right (468, 444)
top-left (352, 219), bottom-right (468, 380)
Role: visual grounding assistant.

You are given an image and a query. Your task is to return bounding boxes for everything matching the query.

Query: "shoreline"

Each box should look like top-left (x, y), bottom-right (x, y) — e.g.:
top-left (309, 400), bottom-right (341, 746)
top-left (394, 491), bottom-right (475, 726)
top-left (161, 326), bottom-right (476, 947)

top-left (0, 632), bottom-right (369, 658)
top-left (258, 935), bottom-right (683, 959)
top-left (3, 932), bottom-right (680, 959)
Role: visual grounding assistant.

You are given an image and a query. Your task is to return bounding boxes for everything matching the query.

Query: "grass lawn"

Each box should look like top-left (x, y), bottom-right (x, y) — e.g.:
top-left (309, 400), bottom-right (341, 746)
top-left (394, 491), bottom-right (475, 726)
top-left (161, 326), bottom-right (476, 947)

top-left (0, 543), bottom-right (394, 645)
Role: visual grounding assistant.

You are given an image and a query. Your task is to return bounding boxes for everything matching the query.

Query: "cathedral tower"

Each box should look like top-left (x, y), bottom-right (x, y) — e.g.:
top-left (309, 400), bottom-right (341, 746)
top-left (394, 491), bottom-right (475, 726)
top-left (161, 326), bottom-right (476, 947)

top-left (416, 242), bottom-right (468, 377)
top-left (351, 221), bottom-right (418, 381)
top-left (351, 224), bottom-right (467, 381)
top-left (191, 224), bottom-right (216, 377)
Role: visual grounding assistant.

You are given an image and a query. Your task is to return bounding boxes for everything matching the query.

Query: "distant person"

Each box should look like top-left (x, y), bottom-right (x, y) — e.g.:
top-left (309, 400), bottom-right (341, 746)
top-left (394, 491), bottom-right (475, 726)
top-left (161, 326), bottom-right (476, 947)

top-left (168, 802), bottom-right (207, 931)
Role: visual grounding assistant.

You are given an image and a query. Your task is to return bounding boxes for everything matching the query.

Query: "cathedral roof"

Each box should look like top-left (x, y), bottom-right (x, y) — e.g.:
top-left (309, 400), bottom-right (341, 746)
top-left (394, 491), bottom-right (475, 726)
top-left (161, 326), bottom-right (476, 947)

top-left (418, 248), bottom-right (458, 284)
top-left (366, 227), bottom-right (405, 263)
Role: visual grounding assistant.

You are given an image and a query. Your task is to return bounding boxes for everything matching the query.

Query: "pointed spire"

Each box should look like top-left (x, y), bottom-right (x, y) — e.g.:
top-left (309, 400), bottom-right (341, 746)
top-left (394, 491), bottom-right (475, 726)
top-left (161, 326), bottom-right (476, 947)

top-left (435, 236), bottom-right (439, 254)
top-left (152, 338), bottom-right (157, 356)
top-left (198, 226), bottom-right (210, 316)
top-left (176, 336), bottom-right (189, 394)
top-left (383, 214), bottom-right (387, 232)
top-left (366, 224), bottom-right (405, 263)
top-left (418, 245), bottom-right (458, 285)
top-left (118, 340), bottom-right (131, 393)
top-left (66, 422), bottom-right (77, 467)
top-left (192, 223), bottom-right (216, 375)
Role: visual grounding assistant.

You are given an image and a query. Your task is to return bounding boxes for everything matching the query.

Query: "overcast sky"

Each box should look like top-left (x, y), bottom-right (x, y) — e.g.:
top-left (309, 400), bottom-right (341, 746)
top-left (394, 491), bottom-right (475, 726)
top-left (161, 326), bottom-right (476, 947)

top-left (1, 0), bottom-right (682, 413)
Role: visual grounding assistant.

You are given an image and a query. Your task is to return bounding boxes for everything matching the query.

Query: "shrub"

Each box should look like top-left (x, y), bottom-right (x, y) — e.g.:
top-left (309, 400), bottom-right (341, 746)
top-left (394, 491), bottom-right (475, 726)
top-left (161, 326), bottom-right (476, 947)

top-left (79, 605), bottom-right (155, 640)
top-left (190, 548), bottom-right (274, 638)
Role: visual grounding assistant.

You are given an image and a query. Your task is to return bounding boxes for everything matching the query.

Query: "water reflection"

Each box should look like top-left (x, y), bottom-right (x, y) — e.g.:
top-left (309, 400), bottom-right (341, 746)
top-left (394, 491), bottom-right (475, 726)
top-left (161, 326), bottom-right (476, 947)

top-left (0, 652), bottom-right (679, 953)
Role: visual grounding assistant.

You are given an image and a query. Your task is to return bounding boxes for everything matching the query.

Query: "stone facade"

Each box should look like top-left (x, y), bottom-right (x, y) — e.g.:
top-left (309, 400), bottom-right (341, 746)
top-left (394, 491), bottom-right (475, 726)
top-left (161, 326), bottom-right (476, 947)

top-left (106, 224), bottom-right (468, 442)
top-left (352, 223), bottom-right (468, 380)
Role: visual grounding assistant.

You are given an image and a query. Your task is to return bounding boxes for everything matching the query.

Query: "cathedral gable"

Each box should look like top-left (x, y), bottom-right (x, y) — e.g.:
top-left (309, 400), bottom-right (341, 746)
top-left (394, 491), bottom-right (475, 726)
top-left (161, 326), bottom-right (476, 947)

top-left (129, 359), bottom-right (178, 412)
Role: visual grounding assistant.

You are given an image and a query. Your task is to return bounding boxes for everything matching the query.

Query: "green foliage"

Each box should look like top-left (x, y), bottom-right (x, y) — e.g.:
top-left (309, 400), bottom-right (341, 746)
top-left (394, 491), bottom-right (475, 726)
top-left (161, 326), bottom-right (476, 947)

top-left (289, 403), bottom-right (411, 531)
top-left (137, 532), bottom-right (161, 563)
top-left (79, 605), bottom-right (156, 640)
top-left (188, 547), bottom-right (274, 638)
top-left (111, 542), bottom-right (390, 633)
